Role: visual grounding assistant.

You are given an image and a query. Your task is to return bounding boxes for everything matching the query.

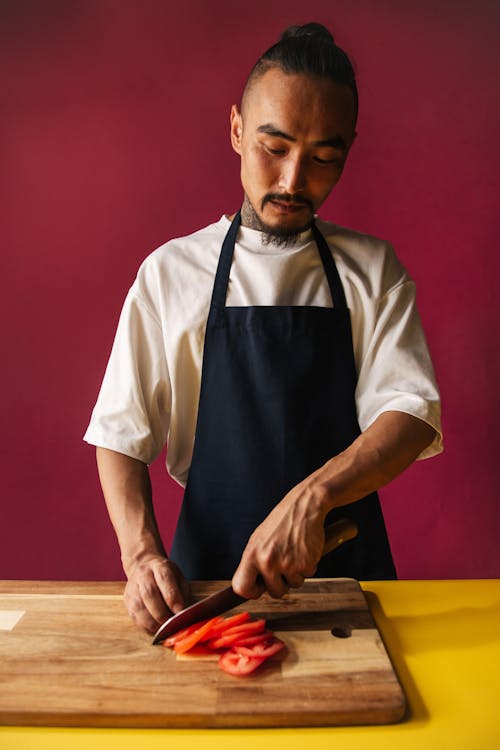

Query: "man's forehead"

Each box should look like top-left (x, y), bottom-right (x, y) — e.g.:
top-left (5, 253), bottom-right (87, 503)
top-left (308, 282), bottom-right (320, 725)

top-left (243, 68), bottom-right (356, 136)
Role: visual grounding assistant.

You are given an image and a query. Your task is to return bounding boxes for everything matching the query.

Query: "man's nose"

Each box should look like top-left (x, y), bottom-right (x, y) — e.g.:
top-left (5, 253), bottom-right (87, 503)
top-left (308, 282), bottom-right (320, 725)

top-left (277, 155), bottom-right (307, 195)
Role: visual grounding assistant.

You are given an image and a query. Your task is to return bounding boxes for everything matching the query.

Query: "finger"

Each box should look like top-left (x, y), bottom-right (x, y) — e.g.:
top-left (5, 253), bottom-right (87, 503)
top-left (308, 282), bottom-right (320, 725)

top-left (232, 561), bottom-right (264, 600)
top-left (262, 572), bottom-right (289, 599)
top-left (124, 587), bottom-right (161, 633)
top-left (136, 574), bottom-right (173, 623)
top-left (302, 561), bottom-right (318, 578)
top-left (285, 572), bottom-right (306, 589)
top-left (153, 561), bottom-right (187, 614)
top-left (130, 606), bottom-right (159, 633)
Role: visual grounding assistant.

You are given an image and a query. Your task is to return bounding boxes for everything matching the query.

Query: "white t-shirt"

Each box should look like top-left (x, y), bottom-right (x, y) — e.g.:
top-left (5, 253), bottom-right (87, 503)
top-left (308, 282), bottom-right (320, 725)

top-left (84, 215), bottom-right (443, 486)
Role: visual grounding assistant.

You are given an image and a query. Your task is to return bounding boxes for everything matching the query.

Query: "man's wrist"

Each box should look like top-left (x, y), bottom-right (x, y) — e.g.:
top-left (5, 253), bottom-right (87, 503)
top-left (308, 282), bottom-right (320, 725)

top-left (296, 469), bottom-right (337, 522)
top-left (120, 537), bottom-right (167, 576)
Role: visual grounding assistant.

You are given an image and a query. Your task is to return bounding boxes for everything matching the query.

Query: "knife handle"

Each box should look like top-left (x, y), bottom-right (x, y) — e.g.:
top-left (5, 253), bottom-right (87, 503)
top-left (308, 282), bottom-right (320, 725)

top-left (322, 519), bottom-right (358, 556)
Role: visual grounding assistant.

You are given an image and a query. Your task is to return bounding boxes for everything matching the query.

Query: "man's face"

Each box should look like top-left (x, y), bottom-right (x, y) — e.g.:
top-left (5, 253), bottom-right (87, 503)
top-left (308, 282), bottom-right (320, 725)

top-left (230, 67), bottom-right (357, 238)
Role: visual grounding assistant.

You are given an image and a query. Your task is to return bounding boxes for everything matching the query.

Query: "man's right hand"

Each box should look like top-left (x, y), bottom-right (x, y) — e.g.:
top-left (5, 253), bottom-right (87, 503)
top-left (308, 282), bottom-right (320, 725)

top-left (95, 447), bottom-right (191, 633)
top-left (124, 554), bottom-right (190, 633)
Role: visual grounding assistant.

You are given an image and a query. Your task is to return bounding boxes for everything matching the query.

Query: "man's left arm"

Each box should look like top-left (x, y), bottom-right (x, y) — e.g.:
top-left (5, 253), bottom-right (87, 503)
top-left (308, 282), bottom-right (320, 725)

top-left (232, 410), bottom-right (436, 599)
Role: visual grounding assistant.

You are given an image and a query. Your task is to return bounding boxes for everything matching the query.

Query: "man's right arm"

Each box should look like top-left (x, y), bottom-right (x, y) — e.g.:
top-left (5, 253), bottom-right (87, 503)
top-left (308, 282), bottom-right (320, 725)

top-left (95, 447), bottom-right (189, 632)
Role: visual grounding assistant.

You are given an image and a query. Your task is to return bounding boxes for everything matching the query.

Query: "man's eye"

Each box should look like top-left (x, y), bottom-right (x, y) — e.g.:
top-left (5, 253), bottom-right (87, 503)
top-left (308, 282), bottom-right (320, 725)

top-left (264, 144), bottom-right (285, 156)
top-left (314, 155), bottom-right (340, 165)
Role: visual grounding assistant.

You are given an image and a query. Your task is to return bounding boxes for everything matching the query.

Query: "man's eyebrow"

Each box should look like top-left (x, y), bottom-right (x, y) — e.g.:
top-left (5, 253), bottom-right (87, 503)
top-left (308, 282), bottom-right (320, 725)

top-left (257, 124), bottom-right (296, 141)
top-left (256, 123), bottom-right (347, 151)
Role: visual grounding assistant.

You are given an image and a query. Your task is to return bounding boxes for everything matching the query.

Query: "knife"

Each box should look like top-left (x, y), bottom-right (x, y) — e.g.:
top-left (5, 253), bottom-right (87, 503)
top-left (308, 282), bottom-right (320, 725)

top-left (152, 518), bottom-right (358, 644)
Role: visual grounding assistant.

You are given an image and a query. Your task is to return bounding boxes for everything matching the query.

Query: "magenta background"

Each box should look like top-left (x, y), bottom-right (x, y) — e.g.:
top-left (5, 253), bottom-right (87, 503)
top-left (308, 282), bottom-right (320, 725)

top-left (1, 0), bottom-right (499, 581)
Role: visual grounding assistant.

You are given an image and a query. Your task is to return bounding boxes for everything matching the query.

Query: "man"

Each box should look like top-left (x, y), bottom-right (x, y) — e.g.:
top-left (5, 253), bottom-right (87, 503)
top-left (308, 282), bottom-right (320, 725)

top-left (85, 23), bottom-right (442, 633)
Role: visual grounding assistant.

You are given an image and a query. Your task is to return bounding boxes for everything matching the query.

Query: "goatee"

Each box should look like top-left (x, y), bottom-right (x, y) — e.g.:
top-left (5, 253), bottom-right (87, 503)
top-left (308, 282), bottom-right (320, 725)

top-left (240, 195), bottom-right (312, 247)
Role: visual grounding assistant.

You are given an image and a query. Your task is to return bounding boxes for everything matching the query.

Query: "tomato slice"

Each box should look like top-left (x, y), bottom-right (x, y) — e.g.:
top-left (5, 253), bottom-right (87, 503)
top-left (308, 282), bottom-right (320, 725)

top-left (164, 612), bottom-right (251, 648)
top-left (234, 637), bottom-right (285, 659)
top-left (178, 643), bottom-right (214, 657)
top-left (232, 629), bottom-right (274, 647)
top-left (219, 649), bottom-right (265, 676)
top-left (173, 616), bottom-right (224, 654)
top-left (202, 611), bottom-right (250, 638)
top-left (162, 619), bottom-right (209, 648)
top-left (207, 618), bottom-right (266, 649)
top-left (163, 611), bottom-right (286, 677)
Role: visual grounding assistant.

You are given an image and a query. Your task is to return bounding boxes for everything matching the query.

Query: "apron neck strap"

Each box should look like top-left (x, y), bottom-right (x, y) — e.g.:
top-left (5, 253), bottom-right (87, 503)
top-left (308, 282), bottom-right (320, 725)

top-left (209, 211), bottom-right (347, 323)
top-left (209, 210), bottom-right (242, 324)
top-left (311, 221), bottom-right (347, 309)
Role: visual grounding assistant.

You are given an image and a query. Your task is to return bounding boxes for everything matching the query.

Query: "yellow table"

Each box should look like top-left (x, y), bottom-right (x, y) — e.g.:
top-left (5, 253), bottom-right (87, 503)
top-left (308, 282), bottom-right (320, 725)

top-left (1, 580), bottom-right (499, 749)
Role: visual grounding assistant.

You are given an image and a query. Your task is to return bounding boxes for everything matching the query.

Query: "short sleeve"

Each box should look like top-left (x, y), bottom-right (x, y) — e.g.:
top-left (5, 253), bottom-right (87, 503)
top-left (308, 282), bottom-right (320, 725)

top-left (355, 279), bottom-right (443, 460)
top-left (83, 286), bottom-right (171, 465)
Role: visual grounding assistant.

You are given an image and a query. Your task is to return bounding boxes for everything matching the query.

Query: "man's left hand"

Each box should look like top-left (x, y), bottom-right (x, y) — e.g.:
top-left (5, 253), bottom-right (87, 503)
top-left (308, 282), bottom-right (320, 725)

top-left (231, 477), bottom-right (328, 599)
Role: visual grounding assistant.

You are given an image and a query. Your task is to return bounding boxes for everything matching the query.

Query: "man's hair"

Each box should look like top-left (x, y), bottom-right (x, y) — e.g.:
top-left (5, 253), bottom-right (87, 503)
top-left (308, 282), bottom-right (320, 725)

top-left (243, 22), bottom-right (358, 126)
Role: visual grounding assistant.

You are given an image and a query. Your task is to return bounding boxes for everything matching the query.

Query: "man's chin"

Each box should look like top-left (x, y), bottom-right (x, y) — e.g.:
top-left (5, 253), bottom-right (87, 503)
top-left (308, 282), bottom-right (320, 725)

top-left (260, 219), bottom-right (312, 247)
top-left (260, 208), bottom-right (314, 236)
top-left (261, 219), bottom-right (313, 245)
top-left (241, 194), bottom-right (314, 242)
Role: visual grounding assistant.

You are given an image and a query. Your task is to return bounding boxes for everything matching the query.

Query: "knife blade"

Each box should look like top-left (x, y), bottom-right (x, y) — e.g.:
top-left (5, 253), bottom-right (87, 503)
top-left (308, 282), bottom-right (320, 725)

top-left (152, 517), bottom-right (358, 644)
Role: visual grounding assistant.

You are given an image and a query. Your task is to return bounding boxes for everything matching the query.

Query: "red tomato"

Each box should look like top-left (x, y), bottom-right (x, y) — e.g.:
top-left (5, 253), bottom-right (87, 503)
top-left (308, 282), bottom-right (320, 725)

top-left (164, 612), bottom-right (250, 649)
top-left (162, 620), bottom-right (209, 648)
top-left (232, 630), bottom-right (274, 647)
top-left (178, 644), bottom-right (213, 656)
top-left (202, 611), bottom-right (250, 639)
top-left (207, 618), bottom-right (266, 650)
top-left (235, 637), bottom-right (285, 659)
top-left (219, 650), bottom-right (265, 676)
top-left (173, 616), bottom-right (224, 654)
top-left (163, 611), bottom-right (287, 677)
top-left (227, 617), bottom-right (266, 634)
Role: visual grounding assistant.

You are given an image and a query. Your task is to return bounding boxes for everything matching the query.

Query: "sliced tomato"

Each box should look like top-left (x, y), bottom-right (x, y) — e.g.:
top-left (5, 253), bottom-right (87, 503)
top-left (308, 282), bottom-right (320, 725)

top-left (163, 611), bottom-right (286, 677)
top-left (219, 649), bottom-right (265, 676)
top-left (234, 637), bottom-right (285, 659)
top-left (162, 619), bottom-right (209, 648)
top-left (202, 611), bottom-right (250, 639)
top-left (206, 632), bottom-right (242, 649)
top-left (173, 616), bottom-right (224, 654)
top-left (178, 643), bottom-right (214, 657)
top-left (232, 629), bottom-right (274, 647)
top-left (207, 618), bottom-right (266, 649)
top-left (164, 612), bottom-right (251, 649)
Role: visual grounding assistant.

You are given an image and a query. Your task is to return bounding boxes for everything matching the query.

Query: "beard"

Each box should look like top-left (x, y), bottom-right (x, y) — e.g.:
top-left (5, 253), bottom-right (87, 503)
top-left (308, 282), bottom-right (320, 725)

top-left (240, 194), bottom-right (313, 247)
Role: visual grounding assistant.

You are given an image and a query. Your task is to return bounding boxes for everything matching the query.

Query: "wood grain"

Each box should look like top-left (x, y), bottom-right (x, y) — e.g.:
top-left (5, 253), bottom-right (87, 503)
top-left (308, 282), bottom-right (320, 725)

top-left (0, 579), bottom-right (406, 727)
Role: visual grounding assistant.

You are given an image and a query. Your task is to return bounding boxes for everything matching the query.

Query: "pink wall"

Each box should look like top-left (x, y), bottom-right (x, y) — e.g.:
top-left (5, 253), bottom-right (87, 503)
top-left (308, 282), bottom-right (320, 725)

top-left (1, 0), bottom-right (499, 580)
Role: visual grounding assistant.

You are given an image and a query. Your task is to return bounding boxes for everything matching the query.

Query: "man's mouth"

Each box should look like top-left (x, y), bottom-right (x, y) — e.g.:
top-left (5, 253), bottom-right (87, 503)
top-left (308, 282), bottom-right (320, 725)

top-left (270, 200), bottom-right (305, 214)
top-left (262, 194), bottom-right (313, 215)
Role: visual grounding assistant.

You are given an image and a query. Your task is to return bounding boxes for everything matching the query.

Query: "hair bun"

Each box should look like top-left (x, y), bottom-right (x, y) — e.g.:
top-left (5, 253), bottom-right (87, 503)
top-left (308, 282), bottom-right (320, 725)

top-left (280, 22), bottom-right (335, 45)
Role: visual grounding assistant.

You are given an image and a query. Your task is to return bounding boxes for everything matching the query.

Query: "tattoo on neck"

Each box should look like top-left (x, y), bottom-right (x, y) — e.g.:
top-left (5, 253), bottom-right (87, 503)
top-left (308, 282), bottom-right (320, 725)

top-left (240, 196), bottom-right (265, 231)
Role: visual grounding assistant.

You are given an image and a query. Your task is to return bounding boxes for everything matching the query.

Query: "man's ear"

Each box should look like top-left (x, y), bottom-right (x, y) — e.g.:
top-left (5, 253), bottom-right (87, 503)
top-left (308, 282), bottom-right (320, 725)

top-left (230, 104), bottom-right (243, 155)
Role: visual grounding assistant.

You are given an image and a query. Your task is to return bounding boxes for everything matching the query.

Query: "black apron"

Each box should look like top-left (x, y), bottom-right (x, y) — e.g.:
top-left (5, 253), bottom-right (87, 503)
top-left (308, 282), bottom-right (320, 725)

top-left (170, 212), bottom-right (396, 581)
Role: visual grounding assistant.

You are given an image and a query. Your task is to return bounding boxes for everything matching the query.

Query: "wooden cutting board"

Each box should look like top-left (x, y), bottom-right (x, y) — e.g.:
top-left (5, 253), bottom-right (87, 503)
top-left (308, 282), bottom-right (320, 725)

top-left (0, 578), bottom-right (406, 728)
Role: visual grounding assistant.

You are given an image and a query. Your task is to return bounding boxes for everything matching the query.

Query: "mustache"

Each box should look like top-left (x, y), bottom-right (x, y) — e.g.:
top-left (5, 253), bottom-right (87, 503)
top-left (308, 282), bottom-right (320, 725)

top-left (261, 193), bottom-right (314, 211)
